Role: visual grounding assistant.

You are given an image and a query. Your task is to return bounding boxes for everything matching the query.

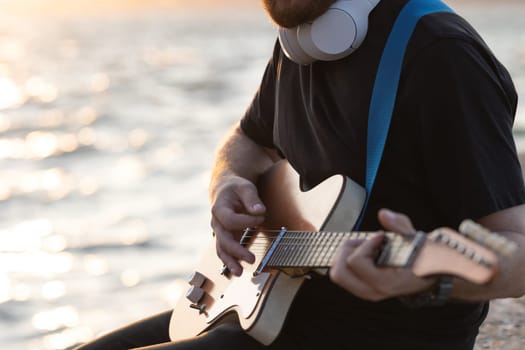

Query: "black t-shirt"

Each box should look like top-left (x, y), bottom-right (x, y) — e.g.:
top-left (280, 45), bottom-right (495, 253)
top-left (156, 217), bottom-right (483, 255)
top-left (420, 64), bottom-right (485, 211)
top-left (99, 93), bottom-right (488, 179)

top-left (240, 0), bottom-right (525, 348)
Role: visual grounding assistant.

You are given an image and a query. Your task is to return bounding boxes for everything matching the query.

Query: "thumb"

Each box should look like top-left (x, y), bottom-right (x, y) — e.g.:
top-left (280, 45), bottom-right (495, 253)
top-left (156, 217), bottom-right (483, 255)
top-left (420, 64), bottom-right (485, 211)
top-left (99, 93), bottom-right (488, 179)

top-left (378, 209), bottom-right (415, 234)
top-left (237, 183), bottom-right (266, 215)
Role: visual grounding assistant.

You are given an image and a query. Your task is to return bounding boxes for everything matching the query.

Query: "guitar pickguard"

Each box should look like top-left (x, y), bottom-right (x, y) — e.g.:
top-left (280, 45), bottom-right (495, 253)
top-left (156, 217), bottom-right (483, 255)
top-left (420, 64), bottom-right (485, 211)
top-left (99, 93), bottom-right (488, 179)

top-left (206, 272), bottom-right (271, 322)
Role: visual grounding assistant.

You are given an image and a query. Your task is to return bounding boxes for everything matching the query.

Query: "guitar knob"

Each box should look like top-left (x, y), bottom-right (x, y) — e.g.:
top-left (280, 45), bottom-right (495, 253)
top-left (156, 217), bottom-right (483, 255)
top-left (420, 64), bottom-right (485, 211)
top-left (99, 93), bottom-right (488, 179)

top-left (185, 285), bottom-right (205, 304)
top-left (188, 271), bottom-right (207, 287)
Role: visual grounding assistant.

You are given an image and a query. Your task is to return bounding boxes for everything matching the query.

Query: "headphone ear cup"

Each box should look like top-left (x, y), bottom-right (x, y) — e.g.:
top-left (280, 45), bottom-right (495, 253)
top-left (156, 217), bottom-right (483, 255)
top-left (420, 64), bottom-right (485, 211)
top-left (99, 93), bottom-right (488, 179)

top-left (278, 0), bottom-right (379, 64)
top-left (278, 27), bottom-right (315, 65)
top-left (297, 8), bottom-right (358, 62)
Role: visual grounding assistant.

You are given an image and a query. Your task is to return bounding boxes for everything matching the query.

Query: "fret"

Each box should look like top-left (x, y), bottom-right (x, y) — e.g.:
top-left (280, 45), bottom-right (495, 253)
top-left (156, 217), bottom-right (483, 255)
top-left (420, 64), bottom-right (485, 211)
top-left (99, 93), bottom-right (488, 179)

top-left (332, 232), bottom-right (350, 264)
top-left (271, 231), bottom-right (289, 267)
top-left (320, 232), bottom-right (343, 266)
top-left (312, 231), bottom-right (330, 266)
top-left (397, 238), bottom-right (414, 265)
top-left (272, 232), bottom-right (292, 265)
top-left (288, 231), bottom-right (303, 265)
top-left (280, 231), bottom-right (299, 266)
top-left (385, 234), bottom-right (400, 265)
top-left (311, 231), bottom-right (328, 266)
top-left (265, 230), bottom-right (420, 269)
top-left (268, 232), bottom-right (288, 267)
top-left (377, 233), bottom-right (418, 267)
top-left (306, 231), bottom-right (323, 266)
top-left (295, 231), bottom-right (313, 267)
top-left (391, 236), bottom-right (405, 266)
top-left (296, 232), bottom-right (315, 267)
top-left (319, 232), bottom-right (333, 266)
top-left (286, 231), bottom-right (305, 267)
top-left (315, 231), bottom-right (328, 265)
top-left (357, 231), bottom-right (370, 240)
top-left (334, 232), bottom-right (347, 264)
top-left (307, 231), bottom-right (319, 266)
top-left (315, 231), bottom-right (332, 267)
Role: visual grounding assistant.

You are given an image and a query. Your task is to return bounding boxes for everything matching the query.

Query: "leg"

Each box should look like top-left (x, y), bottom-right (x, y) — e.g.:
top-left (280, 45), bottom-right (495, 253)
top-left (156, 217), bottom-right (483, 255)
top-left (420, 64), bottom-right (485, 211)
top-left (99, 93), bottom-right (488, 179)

top-left (133, 323), bottom-right (296, 350)
top-left (74, 311), bottom-right (172, 350)
top-left (75, 312), bottom-right (297, 350)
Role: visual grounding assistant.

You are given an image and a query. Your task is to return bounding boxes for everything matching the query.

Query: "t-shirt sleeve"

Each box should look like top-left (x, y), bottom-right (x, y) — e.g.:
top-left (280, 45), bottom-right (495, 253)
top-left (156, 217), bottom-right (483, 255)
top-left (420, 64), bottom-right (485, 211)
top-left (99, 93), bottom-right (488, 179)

top-left (402, 38), bottom-right (525, 225)
top-left (240, 40), bottom-right (280, 149)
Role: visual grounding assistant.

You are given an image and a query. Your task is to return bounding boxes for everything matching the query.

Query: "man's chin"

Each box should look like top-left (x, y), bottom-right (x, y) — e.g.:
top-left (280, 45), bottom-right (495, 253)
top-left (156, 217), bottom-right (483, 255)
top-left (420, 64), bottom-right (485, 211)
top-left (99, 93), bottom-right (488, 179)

top-left (261, 0), bottom-right (336, 28)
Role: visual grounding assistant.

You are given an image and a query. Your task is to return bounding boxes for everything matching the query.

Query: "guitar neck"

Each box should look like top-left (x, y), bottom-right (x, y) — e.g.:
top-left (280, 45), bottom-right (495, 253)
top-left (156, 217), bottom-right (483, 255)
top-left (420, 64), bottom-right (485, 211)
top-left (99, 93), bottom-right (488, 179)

top-left (250, 230), bottom-right (425, 270)
top-left (248, 161), bottom-right (500, 283)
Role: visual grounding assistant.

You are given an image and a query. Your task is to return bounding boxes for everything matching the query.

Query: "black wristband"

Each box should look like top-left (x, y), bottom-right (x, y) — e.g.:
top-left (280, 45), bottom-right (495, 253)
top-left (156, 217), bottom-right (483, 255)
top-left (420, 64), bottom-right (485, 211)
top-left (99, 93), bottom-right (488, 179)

top-left (400, 275), bottom-right (453, 307)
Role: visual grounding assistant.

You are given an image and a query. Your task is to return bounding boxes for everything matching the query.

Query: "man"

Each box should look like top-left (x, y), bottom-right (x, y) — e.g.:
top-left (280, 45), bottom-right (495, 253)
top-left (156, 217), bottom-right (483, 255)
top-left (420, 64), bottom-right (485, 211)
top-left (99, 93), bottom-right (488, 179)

top-left (209, 0), bottom-right (525, 349)
top-left (76, 0), bottom-right (525, 349)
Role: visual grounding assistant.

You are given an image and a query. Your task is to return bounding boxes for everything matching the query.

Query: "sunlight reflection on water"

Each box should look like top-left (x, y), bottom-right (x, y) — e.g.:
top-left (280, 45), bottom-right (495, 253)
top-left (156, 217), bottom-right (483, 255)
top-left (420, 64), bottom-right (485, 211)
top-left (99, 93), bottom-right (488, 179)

top-left (83, 255), bottom-right (109, 276)
top-left (0, 77), bottom-right (25, 110)
top-left (42, 326), bottom-right (94, 350)
top-left (0, 252), bottom-right (73, 274)
top-left (41, 280), bottom-right (67, 300)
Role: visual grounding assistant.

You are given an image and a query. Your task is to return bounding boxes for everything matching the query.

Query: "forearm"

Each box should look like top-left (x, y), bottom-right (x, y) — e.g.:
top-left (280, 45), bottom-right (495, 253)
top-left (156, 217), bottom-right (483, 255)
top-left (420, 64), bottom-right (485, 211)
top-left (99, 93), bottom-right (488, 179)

top-left (210, 123), bottom-right (278, 198)
top-left (450, 230), bottom-right (525, 301)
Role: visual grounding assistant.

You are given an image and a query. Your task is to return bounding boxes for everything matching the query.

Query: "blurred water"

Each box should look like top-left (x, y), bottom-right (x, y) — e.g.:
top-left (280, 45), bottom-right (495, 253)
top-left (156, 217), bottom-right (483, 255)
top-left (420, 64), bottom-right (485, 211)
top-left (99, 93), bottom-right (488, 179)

top-left (0, 3), bottom-right (524, 350)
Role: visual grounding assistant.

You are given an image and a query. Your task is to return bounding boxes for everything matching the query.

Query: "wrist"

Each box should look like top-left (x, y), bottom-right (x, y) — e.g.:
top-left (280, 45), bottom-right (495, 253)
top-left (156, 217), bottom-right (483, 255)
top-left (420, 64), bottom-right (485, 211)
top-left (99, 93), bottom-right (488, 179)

top-left (210, 168), bottom-right (241, 198)
top-left (399, 275), bottom-right (454, 307)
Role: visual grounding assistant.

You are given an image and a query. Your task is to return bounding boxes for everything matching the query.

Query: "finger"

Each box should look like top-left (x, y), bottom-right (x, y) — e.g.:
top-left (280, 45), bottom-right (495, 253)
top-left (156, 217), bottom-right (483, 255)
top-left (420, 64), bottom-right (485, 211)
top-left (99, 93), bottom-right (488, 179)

top-left (329, 242), bottom-right (382, 300)
top-left (346, 233), bottom-right (385, 263)
top-left (343, 237), bottom-right (367, 248)
top-left (216, 239), bottom-right (243, 276)
top-left (212, 217), bottom-right (255, 261)
top-left (236, 184), bottom-right (266, 216)
top-left (344, 234), bottom-right (387, 286)
top-left (378, 209), bottom-right (415, 234)
top-left (212, 218), bottom-right (255, 274)
top-left (329, 269), bottom-right (383, 300)
top-left (212, 204), bottom-right (265, 230)
top-left (335, 238), bottom-right (367, 258)
top-left (346, 234), bottom-right (428, 297)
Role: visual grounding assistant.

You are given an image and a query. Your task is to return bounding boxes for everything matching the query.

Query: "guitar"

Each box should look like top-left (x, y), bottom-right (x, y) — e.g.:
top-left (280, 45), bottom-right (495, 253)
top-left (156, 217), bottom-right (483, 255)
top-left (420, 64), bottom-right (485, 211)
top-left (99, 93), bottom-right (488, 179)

top-left (169, 160), bottom-right (514, 345)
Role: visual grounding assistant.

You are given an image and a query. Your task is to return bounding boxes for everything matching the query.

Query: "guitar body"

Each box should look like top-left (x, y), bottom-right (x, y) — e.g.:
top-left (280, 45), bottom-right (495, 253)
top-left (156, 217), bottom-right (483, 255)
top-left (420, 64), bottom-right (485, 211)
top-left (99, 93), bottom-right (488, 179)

top-left (169, 161), bottom-right (367, 345)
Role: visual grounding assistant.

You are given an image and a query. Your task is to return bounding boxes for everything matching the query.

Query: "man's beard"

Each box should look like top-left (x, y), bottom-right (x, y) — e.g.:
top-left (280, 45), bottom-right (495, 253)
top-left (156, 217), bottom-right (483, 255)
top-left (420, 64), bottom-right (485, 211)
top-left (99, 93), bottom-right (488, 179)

top-left (261, 0), bottom-right (336, 28)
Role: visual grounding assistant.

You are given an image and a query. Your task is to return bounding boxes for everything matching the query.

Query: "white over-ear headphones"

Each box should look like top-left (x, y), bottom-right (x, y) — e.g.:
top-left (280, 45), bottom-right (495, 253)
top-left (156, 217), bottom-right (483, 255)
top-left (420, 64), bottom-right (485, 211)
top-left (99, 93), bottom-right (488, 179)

top-left (278, 0), bottom-right (381, 65)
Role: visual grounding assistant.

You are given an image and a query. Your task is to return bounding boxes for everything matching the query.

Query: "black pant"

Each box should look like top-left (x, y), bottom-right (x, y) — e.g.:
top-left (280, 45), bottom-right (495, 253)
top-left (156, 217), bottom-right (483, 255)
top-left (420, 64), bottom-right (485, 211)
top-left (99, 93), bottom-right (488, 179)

top-left (73, 310), bottom-right (296, 350)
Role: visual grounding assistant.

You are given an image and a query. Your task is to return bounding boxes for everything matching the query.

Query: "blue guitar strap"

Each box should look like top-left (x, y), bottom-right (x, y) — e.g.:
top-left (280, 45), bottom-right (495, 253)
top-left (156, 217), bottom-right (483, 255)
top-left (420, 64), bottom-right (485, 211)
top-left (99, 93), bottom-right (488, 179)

top-left (356, 0), bottom-right (453, 228)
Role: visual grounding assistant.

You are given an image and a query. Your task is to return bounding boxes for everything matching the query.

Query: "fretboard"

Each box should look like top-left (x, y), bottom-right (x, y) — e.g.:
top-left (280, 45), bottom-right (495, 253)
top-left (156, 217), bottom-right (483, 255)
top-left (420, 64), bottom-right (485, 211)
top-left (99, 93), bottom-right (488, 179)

top-left (257, 230), bottom-right (423, 269)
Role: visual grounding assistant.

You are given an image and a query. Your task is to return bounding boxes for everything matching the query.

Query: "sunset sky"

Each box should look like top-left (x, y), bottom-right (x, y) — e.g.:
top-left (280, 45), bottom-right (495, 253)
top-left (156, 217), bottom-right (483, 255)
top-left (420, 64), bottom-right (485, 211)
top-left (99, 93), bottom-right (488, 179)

top-left (0, 0), bottom-right (255, 16)
top-left (0, 0), bottom-right (523, 16)
top-left (0, 0), bottom-right (516, 17)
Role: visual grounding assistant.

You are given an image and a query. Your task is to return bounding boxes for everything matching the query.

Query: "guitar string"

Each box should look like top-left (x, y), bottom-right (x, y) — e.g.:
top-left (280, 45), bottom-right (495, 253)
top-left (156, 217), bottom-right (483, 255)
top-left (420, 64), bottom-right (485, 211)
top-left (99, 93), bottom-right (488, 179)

top-left (250, 232), bottom-right (343, 265)
top-left (245, 234), bottom-right (409, 247)
top-left (245, 232), bottom-right (413, 266)
top-left (247, 242), bottom-right (411, 254)
top-left (245, 234), bottom-right (411, 249)
top-left (240, 230), bottom-right (416, 240)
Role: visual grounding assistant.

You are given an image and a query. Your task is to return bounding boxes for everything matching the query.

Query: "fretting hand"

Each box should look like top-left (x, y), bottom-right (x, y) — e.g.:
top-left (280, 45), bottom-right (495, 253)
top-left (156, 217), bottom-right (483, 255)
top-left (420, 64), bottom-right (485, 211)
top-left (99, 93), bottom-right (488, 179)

top-left (329, 209), bottom-right (437, 301)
